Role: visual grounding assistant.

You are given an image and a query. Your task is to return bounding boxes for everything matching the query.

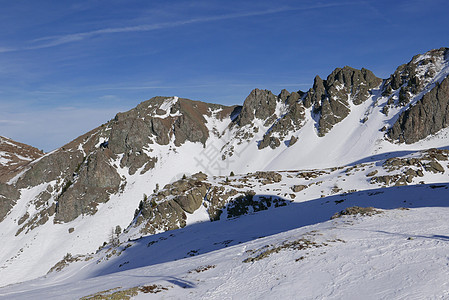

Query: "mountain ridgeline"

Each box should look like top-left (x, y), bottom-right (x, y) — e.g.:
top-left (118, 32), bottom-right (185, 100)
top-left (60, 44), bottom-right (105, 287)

top-left (0, 47), bottom-right (449, 287)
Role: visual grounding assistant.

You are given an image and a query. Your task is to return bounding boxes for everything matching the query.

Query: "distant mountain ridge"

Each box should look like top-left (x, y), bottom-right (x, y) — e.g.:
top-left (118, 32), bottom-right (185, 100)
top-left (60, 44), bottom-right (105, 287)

top-left (0, 47), bottom-right (448, 288)
top-left (0, 136), bottom-right (43, 183)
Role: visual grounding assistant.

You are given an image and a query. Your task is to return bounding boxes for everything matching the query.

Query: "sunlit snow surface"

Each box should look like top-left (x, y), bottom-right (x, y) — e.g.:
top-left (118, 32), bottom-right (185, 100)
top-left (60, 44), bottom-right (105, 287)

top-left (1, 51), bottom-right (449, 298)
top-left (1, 184), bottom-right (449, 299)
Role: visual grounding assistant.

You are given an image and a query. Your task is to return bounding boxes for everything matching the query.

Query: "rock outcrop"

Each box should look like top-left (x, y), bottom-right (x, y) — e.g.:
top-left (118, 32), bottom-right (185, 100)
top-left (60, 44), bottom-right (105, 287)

top-left (0, 136), bottom-right (44, 183)
top-left (0, 182), bottom-right (20, 222)
top-left (304, 67), bottom-right (381, 136)
top-left (236, 89), bottom-right (279, 127)
top-left (388, 75), bottom-right (449, 143)
top-left (10, 96), bottom-right (238, 226)
top-left (54, 150), bottom-right (121, 223)
top-left (0, 136), bottom-right (43, 222)
top-left (133, 173), bottom-right (211, 235)
top-left (129, 170), bottom-right (289, 236)
top-left (258, 90), bottom-right (306, 149)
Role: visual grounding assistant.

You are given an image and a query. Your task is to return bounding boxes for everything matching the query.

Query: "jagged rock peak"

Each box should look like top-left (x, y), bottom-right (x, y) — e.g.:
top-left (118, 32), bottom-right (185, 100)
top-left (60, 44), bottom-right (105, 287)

top-left (304, 66), bottom-right (381, 136)
top-left (111, 96), bottom-right (238, 149)
top-left (385, 47), bottom-right (449, 144)
top-left (382, 47), bottom-right (449, 99)
top-left (388, 75), bottom-right (449, 144)
top-left (236, 89), bottom-right (279, 126)
top-left (10, 96), bottom-right (240, 224)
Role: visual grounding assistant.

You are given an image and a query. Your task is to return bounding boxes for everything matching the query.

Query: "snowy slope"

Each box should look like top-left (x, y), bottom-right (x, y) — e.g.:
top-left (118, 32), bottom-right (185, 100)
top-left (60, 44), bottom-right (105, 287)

top-left (1, 183), bottom-right (449, 299)
top-left (1, 47), bottom-right (449, 293)
top-left (1, 146), bottom-right (449, 293)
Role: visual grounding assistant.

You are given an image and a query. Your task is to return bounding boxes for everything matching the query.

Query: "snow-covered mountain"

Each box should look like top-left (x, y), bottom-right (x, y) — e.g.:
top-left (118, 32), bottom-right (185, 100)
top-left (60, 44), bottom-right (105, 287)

top-left (1, 47), bottom-right (449, 298)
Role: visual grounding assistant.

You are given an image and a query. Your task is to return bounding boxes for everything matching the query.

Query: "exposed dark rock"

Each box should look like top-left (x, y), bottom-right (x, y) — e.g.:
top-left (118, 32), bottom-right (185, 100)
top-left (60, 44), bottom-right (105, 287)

top-left (206, 186), bottom-right (238, 221)
top-left (133, 173), bottom-right (211, 234)
top-left (388, 75), bottom-right (449, 143)
top-left (150, 117), bottom-right (171, 145)
top-left (304, 67), bottom-right (381, 136)
top-left (226, 192), bottom-right (287, 219)
top-left (331, 206), bottom-right (382, 219)
top-left (54, 150), bottom-right (121, 223)
top-left (0, 183), bottom-right (20, 222)
top-left (384, 48), bottom-right (448, 96)
top-left (236, 89), bottom-right (279, 126)
top-left (173, 184), bottom-right (209, 214)
top-left (258, 136), bottom-right (281, 150)
top-left (173, 114), bottom-right (207, 146)
top-left (9, 96), bottom-right (238, 226)
top-left (137, 199), bottom-right (187, 235)
top-left (366, 170), bottom-right (378, 177)
top-left (291, 184), bottom-right (307, 192)
top-left (250, 90), bottom-right (305, 150)
top-left (0, 136), bottom-right (44, 184)
top-left (382, 47), bottom-right (449, 116)
top-left (16, 149), bottom-right (85, 189)
top-left (253, 171), bottom-right (282, 184)
top-left (425, 161), bottom-right (444, 173)
top-left (120, 151), bottom-right (157, 175)
top-left (289, 135), bottom-right (298, 146)
top-left (304, 76), bottom-right (326, 108)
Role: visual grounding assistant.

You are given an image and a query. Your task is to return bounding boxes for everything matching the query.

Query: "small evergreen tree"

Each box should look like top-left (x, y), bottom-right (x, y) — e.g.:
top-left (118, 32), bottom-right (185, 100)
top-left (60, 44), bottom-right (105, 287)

top-left (109, 227), bottom-right (120, 246)
top-left (115, 225), bottom-right (122, 236)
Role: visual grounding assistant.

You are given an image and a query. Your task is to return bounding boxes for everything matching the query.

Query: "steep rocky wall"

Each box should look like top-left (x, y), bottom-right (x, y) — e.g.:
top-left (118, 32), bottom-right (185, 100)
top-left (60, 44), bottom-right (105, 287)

top-left (0, 183), bottom-right (20, 222)
top-left (55, 150), bottom-right (121, 223)
top-left (381, 48), bottom-right (449, 123)
top-left (258, 90), bottom-right (305, 150)
top-left (388, 75), bottom-right (449, 143)
top-left (10, 96), bottom-right (237, 225)
top-left (133, 173), bottom-right (211, 235)
top-left (236, 89), bottom-right (279, 127)
top-left (304, 67), bottom-right (381, 136)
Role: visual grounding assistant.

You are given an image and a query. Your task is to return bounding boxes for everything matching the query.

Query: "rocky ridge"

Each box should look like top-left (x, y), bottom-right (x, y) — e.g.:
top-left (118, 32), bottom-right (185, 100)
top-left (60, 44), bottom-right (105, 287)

top-left (0, 136), bottom-right (43, 184)
top-left (1, 48), bottom-right (448, 228)
top-left (387, 48), bottom-right (449, 143)
top-left (1, 47), bottom-right (449, 287)
top-left (0, 136), bottom-right (43, 222)
top-left (3, 97), bottom-right (238, 228)
top-left (125, 147), bottom-right (449, 240)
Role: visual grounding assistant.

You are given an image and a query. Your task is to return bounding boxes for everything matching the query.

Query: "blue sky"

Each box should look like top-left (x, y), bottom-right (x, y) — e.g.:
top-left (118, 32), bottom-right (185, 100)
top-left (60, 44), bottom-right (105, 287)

top-left (0, 0), bottom-right (448, 151)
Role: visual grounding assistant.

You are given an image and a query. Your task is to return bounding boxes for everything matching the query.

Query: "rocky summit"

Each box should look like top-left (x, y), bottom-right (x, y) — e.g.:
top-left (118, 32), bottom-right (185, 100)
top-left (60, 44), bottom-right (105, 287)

top-left (1, 47), bottom-right (449, 292)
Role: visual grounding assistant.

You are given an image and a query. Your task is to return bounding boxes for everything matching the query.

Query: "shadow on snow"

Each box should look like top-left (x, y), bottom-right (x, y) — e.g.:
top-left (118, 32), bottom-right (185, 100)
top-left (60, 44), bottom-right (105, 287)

top-left (92, 183), bottom-right (449, 279)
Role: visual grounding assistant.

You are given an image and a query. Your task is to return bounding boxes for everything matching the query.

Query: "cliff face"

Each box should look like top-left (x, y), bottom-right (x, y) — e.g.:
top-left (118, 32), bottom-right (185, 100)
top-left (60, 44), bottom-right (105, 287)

top-left (3, 47), bottom-right (449, 288)
top-left (3, 48), bottom-right (449, 228)
top-left (6, 97), bottom-right (238, 224)
top-left (389, 75), bottom-right (449, 143)
top-left (233, 66), bottom-right (381, 150)
top-left (387, 47), bottom-right (449, 143)
top-left (304, 67), bottom-right (382, 136)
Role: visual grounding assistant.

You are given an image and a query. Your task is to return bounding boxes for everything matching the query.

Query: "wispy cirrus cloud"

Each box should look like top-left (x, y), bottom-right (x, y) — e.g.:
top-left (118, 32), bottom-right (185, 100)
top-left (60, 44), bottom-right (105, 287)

top-left (0, 2), bottom-right (358, 53)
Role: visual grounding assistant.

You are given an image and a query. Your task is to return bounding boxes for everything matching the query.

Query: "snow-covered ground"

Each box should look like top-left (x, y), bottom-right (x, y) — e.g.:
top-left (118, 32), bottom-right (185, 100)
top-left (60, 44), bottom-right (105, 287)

top-left (1, 183), bottom-right (449, 299)
top-left (1, 48), bottom-right (449, 298)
